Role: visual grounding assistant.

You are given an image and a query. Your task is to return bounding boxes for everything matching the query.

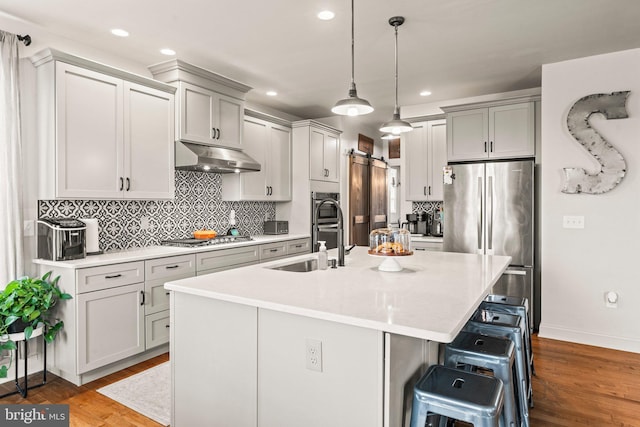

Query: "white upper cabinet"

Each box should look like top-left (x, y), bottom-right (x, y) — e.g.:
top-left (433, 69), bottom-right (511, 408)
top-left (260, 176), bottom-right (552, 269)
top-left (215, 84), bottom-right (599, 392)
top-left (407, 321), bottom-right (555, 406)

top-left (447, 102), bottom-right (535, 161)
top-left (309, 127), bottom-right (340, 183)
top-left (405, 119), bottom-right (447, 201)
top-left (179, 81), bottom-right (244, 149)
top-left (31, 49), bottom-right (176, 200)
top-left (149, 60), bottom-right (251, 151)
top-left (124, 82), bottom-right (175, 199)
top-left (222, 111), bottom-right (292, 201)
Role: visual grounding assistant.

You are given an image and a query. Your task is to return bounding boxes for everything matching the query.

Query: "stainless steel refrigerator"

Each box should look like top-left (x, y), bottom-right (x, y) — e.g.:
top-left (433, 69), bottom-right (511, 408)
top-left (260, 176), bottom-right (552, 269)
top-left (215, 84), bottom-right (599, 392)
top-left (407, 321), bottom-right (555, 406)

top-left (443, 160), bottom-right (534, 326)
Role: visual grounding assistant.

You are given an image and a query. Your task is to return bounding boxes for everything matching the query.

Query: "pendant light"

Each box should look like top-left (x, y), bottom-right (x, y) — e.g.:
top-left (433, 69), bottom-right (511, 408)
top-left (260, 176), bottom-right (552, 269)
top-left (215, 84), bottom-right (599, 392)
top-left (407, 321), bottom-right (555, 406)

top-left (379, 16), bottom-right (413, 134)
top-left (331, 0), bottom-right (374, 116)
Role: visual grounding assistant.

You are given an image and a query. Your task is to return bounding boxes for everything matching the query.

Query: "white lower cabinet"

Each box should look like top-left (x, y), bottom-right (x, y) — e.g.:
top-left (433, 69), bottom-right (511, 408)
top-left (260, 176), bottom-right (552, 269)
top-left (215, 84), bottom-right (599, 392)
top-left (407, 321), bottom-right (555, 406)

top-left (144, 254), bottom-right (195, 349)
top-left (286, 238), bottom-right (311, 255)
top-left (39, 237), bottom-right (310, 386)
top-left (196, 245), bottom-right (261, 275)
top-left (77, 282), bottom-right (145, 374)
top-left (145, 311), bottom-right (171, 349)
top-left (411, 240), bottom-right (443, 252)
top-left (259, 241), bottom-right (288, 261)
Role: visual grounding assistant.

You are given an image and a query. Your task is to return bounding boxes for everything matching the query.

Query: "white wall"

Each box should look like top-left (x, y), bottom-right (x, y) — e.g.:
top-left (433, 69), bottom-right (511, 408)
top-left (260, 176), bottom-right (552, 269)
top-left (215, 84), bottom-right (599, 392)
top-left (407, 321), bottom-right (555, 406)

top-left (539, 48), bottom-right (640, 353)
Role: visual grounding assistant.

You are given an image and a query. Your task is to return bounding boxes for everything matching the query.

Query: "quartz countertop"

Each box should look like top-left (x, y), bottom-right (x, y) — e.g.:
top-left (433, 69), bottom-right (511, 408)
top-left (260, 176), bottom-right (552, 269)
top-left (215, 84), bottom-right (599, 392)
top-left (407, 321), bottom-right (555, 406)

top-left (165, 247), bottom-right (510, 342)
top-left (32, 234), bottom-right (310, 269)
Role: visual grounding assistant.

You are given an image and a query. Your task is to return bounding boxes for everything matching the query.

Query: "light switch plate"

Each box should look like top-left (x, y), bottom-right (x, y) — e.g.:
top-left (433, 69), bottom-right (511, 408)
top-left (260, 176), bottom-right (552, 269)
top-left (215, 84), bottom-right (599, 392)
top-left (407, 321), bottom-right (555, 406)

top-left (562, 215), bottom-right (584, 229)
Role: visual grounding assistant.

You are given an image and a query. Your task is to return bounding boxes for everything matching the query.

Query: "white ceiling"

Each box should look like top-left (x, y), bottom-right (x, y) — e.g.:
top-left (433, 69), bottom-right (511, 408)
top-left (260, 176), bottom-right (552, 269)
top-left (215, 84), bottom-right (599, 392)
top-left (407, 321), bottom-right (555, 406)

top-left (2, 0), bottom-right (640, 130)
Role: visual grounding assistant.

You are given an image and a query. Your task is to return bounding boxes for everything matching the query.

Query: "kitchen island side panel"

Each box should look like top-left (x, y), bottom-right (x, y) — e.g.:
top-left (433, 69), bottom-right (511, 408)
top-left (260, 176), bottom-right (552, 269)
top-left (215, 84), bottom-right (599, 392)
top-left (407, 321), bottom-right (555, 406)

top-left (171, 292), bottom-right (258, 427)
top-left (257, 308), bottom-right (384, 427)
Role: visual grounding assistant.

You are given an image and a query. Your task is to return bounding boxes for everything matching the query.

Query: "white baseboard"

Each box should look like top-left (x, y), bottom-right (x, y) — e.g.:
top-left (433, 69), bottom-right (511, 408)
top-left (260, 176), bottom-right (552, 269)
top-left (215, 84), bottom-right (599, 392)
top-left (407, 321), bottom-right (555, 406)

top-left (538, 323), bottom-right (640, 354)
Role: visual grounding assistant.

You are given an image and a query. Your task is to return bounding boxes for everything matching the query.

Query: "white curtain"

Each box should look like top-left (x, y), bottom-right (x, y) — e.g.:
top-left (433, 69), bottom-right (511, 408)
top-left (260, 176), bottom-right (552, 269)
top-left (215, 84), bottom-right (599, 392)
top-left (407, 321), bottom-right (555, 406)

top-left (0, 30), bottom-right (24, 286)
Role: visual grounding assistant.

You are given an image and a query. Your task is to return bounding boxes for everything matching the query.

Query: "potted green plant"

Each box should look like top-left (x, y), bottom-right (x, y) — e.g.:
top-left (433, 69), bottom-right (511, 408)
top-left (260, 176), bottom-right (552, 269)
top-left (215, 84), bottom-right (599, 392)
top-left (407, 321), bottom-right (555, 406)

top-left (0, 271), bottom-right (72, 378)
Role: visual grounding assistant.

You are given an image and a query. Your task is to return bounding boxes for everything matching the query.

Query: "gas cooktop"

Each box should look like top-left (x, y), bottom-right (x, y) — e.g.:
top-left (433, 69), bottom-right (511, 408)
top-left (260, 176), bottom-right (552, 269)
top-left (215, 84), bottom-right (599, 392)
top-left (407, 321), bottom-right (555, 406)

top-left (160, 235), bottom-right (253, 248)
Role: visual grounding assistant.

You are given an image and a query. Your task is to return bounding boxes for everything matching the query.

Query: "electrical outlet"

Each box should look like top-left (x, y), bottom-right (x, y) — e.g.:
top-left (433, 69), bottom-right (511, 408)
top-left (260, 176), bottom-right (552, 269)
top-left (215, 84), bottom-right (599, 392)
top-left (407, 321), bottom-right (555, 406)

top-left (605, 291), bottom-right (619, 308)
top-left (23, 220), bottom-right (35, 237)
top-left (306, 339), bottom-right (323, 372)
top-left (562, 215), bottom-right (585, 229)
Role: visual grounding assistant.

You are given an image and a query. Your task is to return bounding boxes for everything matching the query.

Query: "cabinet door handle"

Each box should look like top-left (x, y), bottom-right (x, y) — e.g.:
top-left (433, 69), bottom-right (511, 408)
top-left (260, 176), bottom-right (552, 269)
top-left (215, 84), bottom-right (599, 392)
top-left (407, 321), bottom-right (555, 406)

top-left (105, 274), bottom-right (122, 279)
top-left (295, 244), bottom-right (303, 248)
top-left (415, 248), bottom-right (426, 251)
top-left (140, 290), bottom-right (145, 306)
top-left (428, 186), bottom-right (432, 196)
top-left (269, 248), bottom-right (278, 252)
top-left (166, 291), bottom-right (171, 295)
top-left (126, 177), bottom-right (131, 191)
top-left (490, 141), bottom-right (494, 152)
top-left (119, 177), bottom-right (124, 191)
top-left (165, 265), bottom-right (179, 269)
top-left (211, 128), bottom-right (216, 139)
top-left (165, 324), bottom-right (170, 329)
top-left (216, 128), bottom-right (221, 139)
top-left (484, 141), bottom-right (488, 153)
top-left (424, 186), bottom-right (426, 196)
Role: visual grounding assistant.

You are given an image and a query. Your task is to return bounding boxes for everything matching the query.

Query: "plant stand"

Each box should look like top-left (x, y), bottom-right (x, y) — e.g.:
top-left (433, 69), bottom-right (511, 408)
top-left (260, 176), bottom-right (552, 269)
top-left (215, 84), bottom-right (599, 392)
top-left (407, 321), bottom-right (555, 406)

top-left (0, 325), bottom-right (47, 398)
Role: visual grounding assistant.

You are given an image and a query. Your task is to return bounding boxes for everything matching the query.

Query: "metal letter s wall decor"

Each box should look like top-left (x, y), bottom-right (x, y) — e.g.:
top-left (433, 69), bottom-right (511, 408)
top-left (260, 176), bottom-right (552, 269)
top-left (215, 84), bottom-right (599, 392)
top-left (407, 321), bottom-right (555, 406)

top-left (562, 91), bottom-right (629, 194)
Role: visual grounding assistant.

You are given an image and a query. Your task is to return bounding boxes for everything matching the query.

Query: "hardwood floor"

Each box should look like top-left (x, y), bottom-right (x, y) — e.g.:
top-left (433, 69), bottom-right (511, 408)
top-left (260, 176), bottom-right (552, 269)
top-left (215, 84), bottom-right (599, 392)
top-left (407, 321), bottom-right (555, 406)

top-left (1, 336), bottom-right (639, 426)
top-left (0, 353), bottom-right (168, 427)
top-left (530, 334), bottom-right (640, 426)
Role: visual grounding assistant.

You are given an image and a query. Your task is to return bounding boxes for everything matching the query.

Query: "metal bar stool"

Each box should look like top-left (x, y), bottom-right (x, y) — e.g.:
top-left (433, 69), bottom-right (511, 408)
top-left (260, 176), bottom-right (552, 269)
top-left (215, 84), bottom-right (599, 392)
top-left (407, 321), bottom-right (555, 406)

top-left (464, 310), bottom-right (530, 427)
top-left (444, 331), bottom-right (520, 427)
top-left (485, 294), bottom-right (536, 376)
top-left (410, 364), bottom-right (505, 427)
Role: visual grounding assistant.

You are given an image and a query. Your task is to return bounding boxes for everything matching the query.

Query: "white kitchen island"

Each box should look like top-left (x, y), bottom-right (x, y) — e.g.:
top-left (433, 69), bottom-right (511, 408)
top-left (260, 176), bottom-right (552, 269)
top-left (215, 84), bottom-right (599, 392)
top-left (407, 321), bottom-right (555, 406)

top-left (165, 247), bottom-right (510, 427)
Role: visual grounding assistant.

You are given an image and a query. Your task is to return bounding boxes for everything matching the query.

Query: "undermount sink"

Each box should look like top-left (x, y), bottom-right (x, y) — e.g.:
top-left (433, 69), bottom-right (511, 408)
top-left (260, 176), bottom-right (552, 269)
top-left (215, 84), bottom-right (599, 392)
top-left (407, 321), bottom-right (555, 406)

top-left (268, 258), bottom-right (318, 273)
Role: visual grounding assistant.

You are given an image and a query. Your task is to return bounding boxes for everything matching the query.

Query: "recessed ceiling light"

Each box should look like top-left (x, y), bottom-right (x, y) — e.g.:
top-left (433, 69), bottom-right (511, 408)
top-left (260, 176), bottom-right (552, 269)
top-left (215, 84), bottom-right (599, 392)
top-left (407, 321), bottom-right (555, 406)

top-left (420, 90), bottom-right (432, 97)
top-left (111, 28), bottom-right (129, 37)
top-left (266, 91), bottom-right (277, 96)
top-left (160, 48), bottom-right (176, 56)
top-left (318, 10), bottom-right (335, 20)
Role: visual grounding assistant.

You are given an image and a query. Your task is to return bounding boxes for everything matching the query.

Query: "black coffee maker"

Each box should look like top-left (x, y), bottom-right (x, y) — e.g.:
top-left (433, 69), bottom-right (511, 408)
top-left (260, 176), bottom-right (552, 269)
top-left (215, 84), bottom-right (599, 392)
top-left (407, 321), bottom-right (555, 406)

top-left (405, 212), bottom-right (429, 235)
top-left (416, 211), bottom-right (429, 235)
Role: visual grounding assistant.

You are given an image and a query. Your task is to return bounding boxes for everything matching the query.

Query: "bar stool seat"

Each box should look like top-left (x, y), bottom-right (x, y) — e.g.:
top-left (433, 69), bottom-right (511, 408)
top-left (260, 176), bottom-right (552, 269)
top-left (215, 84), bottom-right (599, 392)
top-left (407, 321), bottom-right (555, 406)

top-left (445, 331), bottom-right (520, 427)
top-left (410, 364), bottom-right (505, 427)
top-left (464, 309), bottom-right (530, 427)
top-left (484, 294), bottom-right (535, 377)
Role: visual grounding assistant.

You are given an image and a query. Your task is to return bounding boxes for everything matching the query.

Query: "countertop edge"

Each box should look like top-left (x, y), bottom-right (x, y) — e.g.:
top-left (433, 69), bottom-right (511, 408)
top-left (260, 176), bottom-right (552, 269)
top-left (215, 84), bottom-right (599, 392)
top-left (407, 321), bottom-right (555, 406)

top-left (33, 234), bottom-right (311, 269)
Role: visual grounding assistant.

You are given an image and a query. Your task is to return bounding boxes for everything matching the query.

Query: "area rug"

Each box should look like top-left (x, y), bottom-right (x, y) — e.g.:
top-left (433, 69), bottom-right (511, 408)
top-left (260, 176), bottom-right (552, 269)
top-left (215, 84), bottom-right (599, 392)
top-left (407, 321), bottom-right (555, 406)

top-left (97, 361), bottom-right (170, 426)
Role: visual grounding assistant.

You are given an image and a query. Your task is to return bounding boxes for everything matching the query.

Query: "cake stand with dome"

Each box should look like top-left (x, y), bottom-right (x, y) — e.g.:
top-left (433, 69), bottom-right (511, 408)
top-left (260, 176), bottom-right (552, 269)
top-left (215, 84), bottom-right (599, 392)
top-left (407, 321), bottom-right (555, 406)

top-left (367, 228), bottom-right (413, 271)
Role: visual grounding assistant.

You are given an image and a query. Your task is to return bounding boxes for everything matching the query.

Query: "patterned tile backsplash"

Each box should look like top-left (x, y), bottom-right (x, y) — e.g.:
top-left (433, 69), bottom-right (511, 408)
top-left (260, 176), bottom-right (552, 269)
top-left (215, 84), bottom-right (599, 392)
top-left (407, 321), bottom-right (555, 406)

top-left (38, 171), bottom-right (276, 252)
top-left (412, 201), bottom-right (442, 215)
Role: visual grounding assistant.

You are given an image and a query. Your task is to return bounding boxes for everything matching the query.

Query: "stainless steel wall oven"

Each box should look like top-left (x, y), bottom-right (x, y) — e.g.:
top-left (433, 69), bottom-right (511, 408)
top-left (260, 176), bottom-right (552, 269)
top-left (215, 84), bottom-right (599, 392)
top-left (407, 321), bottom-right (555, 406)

top-left (311, 192), bottom-right (340, 251)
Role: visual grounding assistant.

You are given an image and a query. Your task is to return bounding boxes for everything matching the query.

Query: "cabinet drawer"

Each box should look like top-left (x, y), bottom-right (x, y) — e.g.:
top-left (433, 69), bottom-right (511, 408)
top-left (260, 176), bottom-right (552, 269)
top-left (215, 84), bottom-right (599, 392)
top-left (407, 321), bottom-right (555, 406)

top-left (260, 242), bottom-right (287, 261)
top-left (76, 261), bottom-right (144, 294)
top-left (287, 239), bottom-right (310, 255)
top-left (412, 241), bottom-right (443, 252)
top-left (145, 254), bottom-right (196, 281)
top-left (145, 310), bottom-right (170, 350)
top-left (196, 246), bottom-right (260, 273)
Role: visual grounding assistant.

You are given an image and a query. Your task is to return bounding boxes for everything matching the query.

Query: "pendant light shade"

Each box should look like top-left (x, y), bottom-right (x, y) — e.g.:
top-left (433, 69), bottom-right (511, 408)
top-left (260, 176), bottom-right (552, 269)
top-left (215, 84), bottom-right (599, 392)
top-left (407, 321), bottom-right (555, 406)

top-left (332, 0), bottom-right (374, 116)
top-left (380, 16), bottom-right (413, 134)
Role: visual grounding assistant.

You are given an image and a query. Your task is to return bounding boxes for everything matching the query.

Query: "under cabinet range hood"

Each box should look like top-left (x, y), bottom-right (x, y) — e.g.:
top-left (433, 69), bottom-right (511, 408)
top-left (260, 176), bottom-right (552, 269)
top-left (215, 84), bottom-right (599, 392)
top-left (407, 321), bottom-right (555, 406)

top-left (175, 141), bottom-right (261, 173)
